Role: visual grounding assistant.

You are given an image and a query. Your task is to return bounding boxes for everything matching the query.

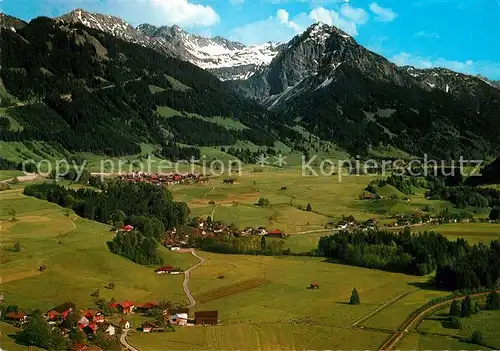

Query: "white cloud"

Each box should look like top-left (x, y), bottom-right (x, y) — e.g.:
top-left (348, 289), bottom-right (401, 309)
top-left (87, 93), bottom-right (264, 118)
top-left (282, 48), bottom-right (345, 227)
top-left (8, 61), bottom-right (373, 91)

top-left (413, 31), bottom-right (440, 39)
top-left (369, 3), bottom-right (397, 22)
top-left (149, 0), bottom-right (220, 27)
top-left (230, 4), bottom-right (369, 45)
top-left (309, 7), bottom-right (359, 36)
top-left (230, 9), bottom-right (304, 44)
top-left (390, 52), bottom-right (500, 78)
top-left (85, 0), bottom-right (220, 27)
top-left (277, 9), bottom-right (301, 31)
top-left (340, 4), bottom-right (369, 24)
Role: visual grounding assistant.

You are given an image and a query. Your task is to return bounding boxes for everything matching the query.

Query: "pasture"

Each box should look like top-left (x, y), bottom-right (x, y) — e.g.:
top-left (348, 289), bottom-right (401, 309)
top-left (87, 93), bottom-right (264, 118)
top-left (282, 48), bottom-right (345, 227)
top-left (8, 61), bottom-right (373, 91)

top-left (0, 190), bottom-right (198, 311)
top-left (401, 303), bottom-right (500, 350)
top-left (128, 252), bottom-right (444, 350)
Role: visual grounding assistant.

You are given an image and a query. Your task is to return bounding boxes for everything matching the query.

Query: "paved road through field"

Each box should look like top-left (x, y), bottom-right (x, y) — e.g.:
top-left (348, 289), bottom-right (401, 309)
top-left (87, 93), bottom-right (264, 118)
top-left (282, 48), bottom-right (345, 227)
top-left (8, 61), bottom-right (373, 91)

top-left (378, 290), bottom-right (499, 350)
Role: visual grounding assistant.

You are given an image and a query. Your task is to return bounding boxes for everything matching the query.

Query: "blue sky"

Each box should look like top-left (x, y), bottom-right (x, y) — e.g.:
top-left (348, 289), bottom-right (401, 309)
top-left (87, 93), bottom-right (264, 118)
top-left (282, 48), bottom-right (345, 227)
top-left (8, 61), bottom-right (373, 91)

top-left (2, 0), bottom-right (500, 79)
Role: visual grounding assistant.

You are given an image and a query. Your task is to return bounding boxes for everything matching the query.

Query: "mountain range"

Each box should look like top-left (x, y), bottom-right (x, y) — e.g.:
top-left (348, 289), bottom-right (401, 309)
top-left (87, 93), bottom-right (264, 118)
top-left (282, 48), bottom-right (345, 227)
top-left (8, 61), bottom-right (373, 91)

top-left (0, 10), bottom-right (499, 161)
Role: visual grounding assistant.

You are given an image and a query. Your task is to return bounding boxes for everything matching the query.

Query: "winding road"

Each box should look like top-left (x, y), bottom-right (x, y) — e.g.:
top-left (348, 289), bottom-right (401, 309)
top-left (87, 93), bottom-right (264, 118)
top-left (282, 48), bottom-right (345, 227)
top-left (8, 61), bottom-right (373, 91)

top-left (120, 329), bottom-right (139, 351)
top-left (119, 249), bottom-right (205, 351)
top-left (183, 249), bottom-right (206, 308)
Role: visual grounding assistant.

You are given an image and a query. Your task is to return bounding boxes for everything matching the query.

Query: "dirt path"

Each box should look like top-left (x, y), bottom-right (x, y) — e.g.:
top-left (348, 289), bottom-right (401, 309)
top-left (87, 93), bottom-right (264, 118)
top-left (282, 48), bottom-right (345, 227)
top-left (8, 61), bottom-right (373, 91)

top-left (351, 288), bottom-right (421, 327)
top-left (183, 249), bottom-right (205, 308)
top-left (378, 290), bottom-right (499, 350)
top-left (0, 172), bottom-right (43, 184)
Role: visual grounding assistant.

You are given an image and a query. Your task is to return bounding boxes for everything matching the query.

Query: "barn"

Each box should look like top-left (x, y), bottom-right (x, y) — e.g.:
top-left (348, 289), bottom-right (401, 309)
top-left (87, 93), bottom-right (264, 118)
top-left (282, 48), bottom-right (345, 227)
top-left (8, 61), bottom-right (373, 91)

top-left (194, 311), bottom-right (218, 325)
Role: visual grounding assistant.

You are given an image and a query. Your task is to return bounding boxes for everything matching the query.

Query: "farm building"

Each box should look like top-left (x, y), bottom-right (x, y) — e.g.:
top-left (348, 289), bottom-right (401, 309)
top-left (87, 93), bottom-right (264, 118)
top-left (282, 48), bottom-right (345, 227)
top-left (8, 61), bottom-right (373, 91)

top-left (194, 311), bottom-right (218, 325)
top-left (46, 302), bottom-right (75, 321)
top-left (120, 225), bottom-right (134, 232)
top-left (6, 312), bottom-right (27, 323)
top-left (171, 313), bottom-right (188, 326)
top-left (265, 230), bottom-right (285, 238)
top-left (155, 266), bottom-right (174, 274)
top-left (81, 310), bottom-right (105, 323)
top-left (135, 302), bottom-right (159, 313)
top-left (111, 301), bottom-right (135, 314)
top-left (177, 307), bottom-right (190, 315)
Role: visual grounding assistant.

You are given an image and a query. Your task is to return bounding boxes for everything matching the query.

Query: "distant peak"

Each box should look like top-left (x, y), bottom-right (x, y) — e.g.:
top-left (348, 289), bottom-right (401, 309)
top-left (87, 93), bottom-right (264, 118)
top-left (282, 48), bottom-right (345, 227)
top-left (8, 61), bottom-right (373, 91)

top-left (302, 21), bottom-right (353, 43)
top-left (171, 24), bottom-right (183, 32)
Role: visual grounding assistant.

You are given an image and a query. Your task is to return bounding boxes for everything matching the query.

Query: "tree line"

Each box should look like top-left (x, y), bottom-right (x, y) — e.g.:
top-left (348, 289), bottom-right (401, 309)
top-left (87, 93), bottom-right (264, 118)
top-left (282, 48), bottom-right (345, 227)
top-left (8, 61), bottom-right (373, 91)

top-left (23, 180), bottom-right (189, 265)
top-left (317, 228), bottom-right (500, 290)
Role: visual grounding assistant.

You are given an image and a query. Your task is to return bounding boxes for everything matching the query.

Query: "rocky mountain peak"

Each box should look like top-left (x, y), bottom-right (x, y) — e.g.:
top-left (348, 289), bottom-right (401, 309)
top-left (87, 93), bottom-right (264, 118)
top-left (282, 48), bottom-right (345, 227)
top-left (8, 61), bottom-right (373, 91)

top-left (0, 13), bottom-right (27, 31)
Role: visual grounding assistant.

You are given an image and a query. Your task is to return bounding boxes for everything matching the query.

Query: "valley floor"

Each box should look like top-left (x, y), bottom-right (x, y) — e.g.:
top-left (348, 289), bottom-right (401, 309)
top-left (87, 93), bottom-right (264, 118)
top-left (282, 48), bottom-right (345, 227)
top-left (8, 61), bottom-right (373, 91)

top-left (1, 169), bottom-right (499, 350)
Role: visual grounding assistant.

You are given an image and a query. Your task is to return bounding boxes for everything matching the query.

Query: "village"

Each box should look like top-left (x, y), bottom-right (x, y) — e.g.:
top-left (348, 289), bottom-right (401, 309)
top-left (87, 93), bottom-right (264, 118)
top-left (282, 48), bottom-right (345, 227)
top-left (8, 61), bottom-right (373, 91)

top-left (2, 297), bottom-right (219, 351)
top-left (116, 172), bottom-right (209, 186)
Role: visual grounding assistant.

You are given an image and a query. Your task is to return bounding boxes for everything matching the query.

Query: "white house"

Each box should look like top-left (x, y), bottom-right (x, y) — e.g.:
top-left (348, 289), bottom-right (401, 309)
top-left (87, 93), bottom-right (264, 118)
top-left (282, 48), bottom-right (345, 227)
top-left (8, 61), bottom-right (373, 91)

top-left (119, 319), bottom-right (131, 330)
top-left (172, 313), bottom-right (188, 326)
top-left (78, 316), bottom-right (90, 327)
top-left (105, 325), bottom-right (116, 336)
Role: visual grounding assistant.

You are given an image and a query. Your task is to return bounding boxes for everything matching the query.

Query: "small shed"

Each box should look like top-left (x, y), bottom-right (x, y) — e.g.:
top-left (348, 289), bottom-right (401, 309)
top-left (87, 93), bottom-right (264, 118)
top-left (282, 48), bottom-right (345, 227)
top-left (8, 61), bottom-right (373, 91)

top-left (194, 311), bottom-right (218, 325)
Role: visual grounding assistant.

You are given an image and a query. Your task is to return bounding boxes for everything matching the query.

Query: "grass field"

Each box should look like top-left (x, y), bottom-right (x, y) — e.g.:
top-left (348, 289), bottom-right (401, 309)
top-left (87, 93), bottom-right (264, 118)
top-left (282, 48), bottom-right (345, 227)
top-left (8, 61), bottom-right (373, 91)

top-left (416, 306), bottom-right (500, 350)
top-left (1, 167), bottom-right (499, 350)
top-left (0, 170), bottom-right (24, 181)
top-left (0, 190), bottom-right (198, 311)
top-left (172, 167), bottom-right (500, 241)
top-left (0, 187), bottom-right (444, 350)
top-left (128, 252), bottom-right (435, 350)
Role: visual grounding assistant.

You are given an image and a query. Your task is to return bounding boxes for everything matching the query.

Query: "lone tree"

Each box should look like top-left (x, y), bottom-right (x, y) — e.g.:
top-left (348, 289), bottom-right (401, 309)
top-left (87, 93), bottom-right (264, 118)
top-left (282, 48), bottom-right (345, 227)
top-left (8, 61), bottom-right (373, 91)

top-left (257, 197), bottom-right (270, 206)
top-left (449, 300), bottom-right (461, 317)
top-left (8, 208), bottom-right (17, 221)
top-left (486, 291), bottom-right (500, 310)
top-left (306, 203), bottom-right (312, 212)
top-left (471, 330), bottom-right (485, 346)
top-left (461, 295), bottom-right (473, 317)
top-left (489, 207), bottom-right (500, 221)
top-left (349, 288), bottom-right (360, 305)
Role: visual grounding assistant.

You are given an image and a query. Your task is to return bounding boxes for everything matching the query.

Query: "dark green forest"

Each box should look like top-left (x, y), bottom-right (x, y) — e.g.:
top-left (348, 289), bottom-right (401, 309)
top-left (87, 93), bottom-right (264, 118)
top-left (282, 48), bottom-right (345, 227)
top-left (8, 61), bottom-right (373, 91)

top-left (0, 17), bottom-right (302, 156)
top-left (317, 229), bottom-right (500, 290)
top-left (23, 180), bottom-right (188, 264)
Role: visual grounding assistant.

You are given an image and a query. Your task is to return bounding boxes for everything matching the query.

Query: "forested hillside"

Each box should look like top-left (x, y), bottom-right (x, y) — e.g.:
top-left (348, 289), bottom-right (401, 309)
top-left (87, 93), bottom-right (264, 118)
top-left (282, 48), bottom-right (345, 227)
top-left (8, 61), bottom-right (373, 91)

top-left (0, 16), bottom-right (301, 157)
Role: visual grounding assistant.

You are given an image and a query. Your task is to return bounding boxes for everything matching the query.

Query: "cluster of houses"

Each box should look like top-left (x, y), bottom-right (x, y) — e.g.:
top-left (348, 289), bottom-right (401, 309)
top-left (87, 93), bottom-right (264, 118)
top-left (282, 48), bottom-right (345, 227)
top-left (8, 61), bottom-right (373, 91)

top-left (4, 302), bottom-right (119, 344)
top-left (139, 309), bottom-right (219, 332)
top-left (154, 266), bottom-right (183, 275)
top-left (333, 217), bottom-right (377, 231)
top-left (161, 217), bottom-right (288, 249)
top-left (117, 172), bottom-right (209, 186)
top-left (4, 300), bottom-right (219, 343)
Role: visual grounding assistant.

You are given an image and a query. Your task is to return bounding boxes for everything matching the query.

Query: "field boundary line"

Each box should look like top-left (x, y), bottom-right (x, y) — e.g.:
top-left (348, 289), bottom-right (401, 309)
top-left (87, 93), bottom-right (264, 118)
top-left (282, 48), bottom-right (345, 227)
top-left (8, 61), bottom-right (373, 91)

top-left (351, 288), bottom-right (422, 327)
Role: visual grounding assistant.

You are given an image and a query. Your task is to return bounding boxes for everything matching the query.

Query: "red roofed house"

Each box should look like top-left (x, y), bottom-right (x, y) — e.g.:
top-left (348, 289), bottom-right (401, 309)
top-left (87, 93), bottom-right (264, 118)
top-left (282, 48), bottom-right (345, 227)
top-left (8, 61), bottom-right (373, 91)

top-left (113, 301), bottom-right (135, 314)
top-left (120, 225), bottom-right (134, 232)
top-left (265, 230), bottom-right (285, 238)
top-left (155, 266), bottom-right (174, 274)
top-left (6, 312), bottom-right (27, 323)
top-left (82, 310), bottom-right (105, 324)
top-left (46, 302), bottom-right (75, 321)
top-left (135, 302), bottom-right (159, 313)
